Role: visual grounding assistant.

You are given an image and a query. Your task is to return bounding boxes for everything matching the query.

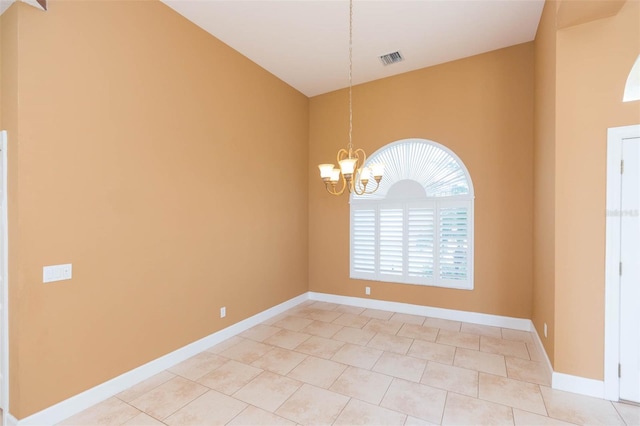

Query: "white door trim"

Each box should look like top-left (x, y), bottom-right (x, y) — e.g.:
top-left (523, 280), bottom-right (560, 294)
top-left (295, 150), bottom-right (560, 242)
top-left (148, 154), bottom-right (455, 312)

top-left (604, 124), bottom-right (640, 401)
top-left (1, 130), bottom-right (8, 416)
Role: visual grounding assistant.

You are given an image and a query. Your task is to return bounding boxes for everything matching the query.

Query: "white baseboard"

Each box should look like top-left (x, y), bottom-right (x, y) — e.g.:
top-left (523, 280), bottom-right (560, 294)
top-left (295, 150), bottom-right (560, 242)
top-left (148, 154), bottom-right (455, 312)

top-left (552, 372), bottom-right (605, 399)
top-left (528, 322), bottom-right (606, 400)
top-left (308, 292), bottom-right (532, 331)
top-left (530, 322), bottom-right (554, 384)
top-left (15, 293), bottom-right (308, 426)
top-left (5, 413), bottom-right (18, 426)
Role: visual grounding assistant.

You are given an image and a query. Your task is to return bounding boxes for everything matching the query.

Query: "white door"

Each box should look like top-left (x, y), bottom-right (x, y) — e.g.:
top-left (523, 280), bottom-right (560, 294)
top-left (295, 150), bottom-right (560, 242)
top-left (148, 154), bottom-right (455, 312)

top-left (0, 130), bottom-right (6, 413)
top-left (0, 130), bottom-right (6, 412)
top-left (619, 136), bottom-right (640, 402)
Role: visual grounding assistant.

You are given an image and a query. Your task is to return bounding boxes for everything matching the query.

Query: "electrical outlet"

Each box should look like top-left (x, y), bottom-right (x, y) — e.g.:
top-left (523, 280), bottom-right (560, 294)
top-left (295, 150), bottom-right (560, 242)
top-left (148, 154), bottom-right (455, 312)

top-left (544, 322), bottom-right (548, 338)
top-left (365, 286), bottom-right (371, 295)
top-left (220, 307), bottom-right (226, 318)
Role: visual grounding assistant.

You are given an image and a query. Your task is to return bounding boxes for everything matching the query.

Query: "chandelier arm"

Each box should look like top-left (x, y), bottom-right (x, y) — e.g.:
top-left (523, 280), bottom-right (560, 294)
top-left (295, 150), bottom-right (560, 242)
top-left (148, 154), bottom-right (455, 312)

top-left (351, 173), bottom-right (380, 195)
top-left (325, 180), bottom-right (347, 196)
top-left (353, 178), bottom-right (368, 195)
top-left (351, 148), bottom-right (368, 194)
top-left (354, 172), bottom-right (375, 195)
top-left (363, 178), bottom-right (381, 195)
top-left (336, 148), bottom-right (349, 164)
top-left (324, 148), bottom-right (349, 195)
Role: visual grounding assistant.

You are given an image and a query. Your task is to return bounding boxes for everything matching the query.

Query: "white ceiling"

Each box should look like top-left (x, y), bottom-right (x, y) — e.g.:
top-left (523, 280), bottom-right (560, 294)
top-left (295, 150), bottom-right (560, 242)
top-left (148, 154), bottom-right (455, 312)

top-left (162, 0), bottom-right (545, 97)
top-left (0, 0), bottom-right (44, 15)
top-left (0, 0), bottom-right (13, 15)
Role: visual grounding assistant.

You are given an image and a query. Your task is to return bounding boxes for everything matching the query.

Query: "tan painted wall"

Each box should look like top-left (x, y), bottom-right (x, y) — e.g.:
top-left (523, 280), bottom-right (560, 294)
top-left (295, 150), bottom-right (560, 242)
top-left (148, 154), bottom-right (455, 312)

top-left (533, 0), bottom-right (557, 366)
top-left (7, 1), bottom-right (308, 418)
top-left (554, 0), bottom-right (640, 380)
top-left (309, 43), bottom-right (534, 319)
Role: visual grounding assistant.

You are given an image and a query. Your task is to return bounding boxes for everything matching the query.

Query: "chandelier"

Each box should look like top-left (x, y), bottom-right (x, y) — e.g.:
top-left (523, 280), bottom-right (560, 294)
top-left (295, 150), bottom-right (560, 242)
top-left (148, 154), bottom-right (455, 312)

top-left (318, 0), bottom-right (384, 196)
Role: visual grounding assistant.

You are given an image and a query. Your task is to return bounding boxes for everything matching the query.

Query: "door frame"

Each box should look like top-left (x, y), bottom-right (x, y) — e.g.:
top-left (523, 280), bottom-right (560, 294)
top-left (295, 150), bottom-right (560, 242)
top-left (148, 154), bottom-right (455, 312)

top-left (604, 124), bottom-right (640, 401)
top-left (1, 130), bottom-right (7, 415)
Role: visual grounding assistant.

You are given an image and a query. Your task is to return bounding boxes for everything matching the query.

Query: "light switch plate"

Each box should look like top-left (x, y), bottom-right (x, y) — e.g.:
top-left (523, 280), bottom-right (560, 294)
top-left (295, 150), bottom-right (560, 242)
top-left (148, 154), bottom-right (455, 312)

top-left (43, 264), bottom-right (72, 283)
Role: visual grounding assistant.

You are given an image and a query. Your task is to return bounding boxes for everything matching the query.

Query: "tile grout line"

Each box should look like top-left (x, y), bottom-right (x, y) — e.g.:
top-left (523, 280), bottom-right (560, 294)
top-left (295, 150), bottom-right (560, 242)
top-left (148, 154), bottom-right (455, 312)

top-left (328, 395), bottom-right (352, 425)
top-left (118, 398), bottom-right (162, 425)
top-left (440, 390), bottom-right (450, 425)
top-left (536, 383), bottom-right (550, 417)
top-left (223, 404), bottom-right (248, 426)
top-left (261, 379), bottom-right (304, 425)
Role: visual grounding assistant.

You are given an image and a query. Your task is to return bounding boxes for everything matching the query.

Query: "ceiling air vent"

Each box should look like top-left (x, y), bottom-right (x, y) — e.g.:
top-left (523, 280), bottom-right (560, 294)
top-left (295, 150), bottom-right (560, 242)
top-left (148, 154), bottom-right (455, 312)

top-left (379, 51), bottom-right (404, 66)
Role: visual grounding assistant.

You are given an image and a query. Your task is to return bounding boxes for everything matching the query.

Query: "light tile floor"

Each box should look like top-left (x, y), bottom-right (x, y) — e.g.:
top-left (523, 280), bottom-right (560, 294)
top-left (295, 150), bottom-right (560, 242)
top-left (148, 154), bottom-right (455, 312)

top-left (59, 301), bottom-right (640, 425)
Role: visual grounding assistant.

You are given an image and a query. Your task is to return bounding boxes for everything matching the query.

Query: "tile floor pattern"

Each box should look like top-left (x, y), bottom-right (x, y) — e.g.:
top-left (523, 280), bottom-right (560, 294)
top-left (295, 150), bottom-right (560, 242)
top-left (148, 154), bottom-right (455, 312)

top-left (59, 301), bottom-right (640, 426)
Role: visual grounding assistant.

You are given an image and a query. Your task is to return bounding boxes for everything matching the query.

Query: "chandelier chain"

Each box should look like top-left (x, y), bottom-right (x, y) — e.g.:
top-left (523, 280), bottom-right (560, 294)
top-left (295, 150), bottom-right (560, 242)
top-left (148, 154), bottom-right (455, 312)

top-left (316, 0), bottom-right (384, 196)
top-left (348, 0), bottom-right (353, 151)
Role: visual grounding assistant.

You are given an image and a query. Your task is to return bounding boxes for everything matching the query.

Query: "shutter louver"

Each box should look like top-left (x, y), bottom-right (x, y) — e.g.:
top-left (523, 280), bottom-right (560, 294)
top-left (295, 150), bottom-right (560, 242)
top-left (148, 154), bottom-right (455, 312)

top-left (407, 207), bottom-right (435, 278)
top-left (439, 206), bottom-right (469, 281)
top-left (352, 208), bottom-right (376, 275)
top-left (379, 208), bottom-right (403, 276)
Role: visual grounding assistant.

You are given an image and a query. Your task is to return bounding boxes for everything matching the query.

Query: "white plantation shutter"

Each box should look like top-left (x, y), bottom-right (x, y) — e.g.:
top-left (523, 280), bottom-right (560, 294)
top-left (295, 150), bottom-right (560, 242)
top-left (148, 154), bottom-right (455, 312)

top-left (379, 207), bottom-right (404, 277)
top-left (438, 201), bottom-right (471, 285)
top-left (407, 204), bottom-right (436, 281)
top-left (351, 207), bottom-right (376, 278)
top-left (349, 139), bottom-right (474, 290)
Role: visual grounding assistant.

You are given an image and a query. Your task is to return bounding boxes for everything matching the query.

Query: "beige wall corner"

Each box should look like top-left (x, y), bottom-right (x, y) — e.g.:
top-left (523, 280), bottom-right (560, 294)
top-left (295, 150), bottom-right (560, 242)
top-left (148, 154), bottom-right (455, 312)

top-left (533, 0), bottom-right (558, 368)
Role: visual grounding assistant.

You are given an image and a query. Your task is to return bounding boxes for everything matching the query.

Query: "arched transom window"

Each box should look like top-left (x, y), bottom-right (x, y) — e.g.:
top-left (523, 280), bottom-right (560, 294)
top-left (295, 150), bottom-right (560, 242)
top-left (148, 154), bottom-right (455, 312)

top-left (350, 139), bottom-right (475, 290)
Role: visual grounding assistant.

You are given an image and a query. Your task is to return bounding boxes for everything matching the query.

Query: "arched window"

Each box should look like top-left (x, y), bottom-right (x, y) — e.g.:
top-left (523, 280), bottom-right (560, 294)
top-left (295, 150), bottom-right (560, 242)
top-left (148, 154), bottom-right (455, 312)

top-left (350, 139), bottom-right (475, 290)
top-left (623, 54), bottom-right (640, 102)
